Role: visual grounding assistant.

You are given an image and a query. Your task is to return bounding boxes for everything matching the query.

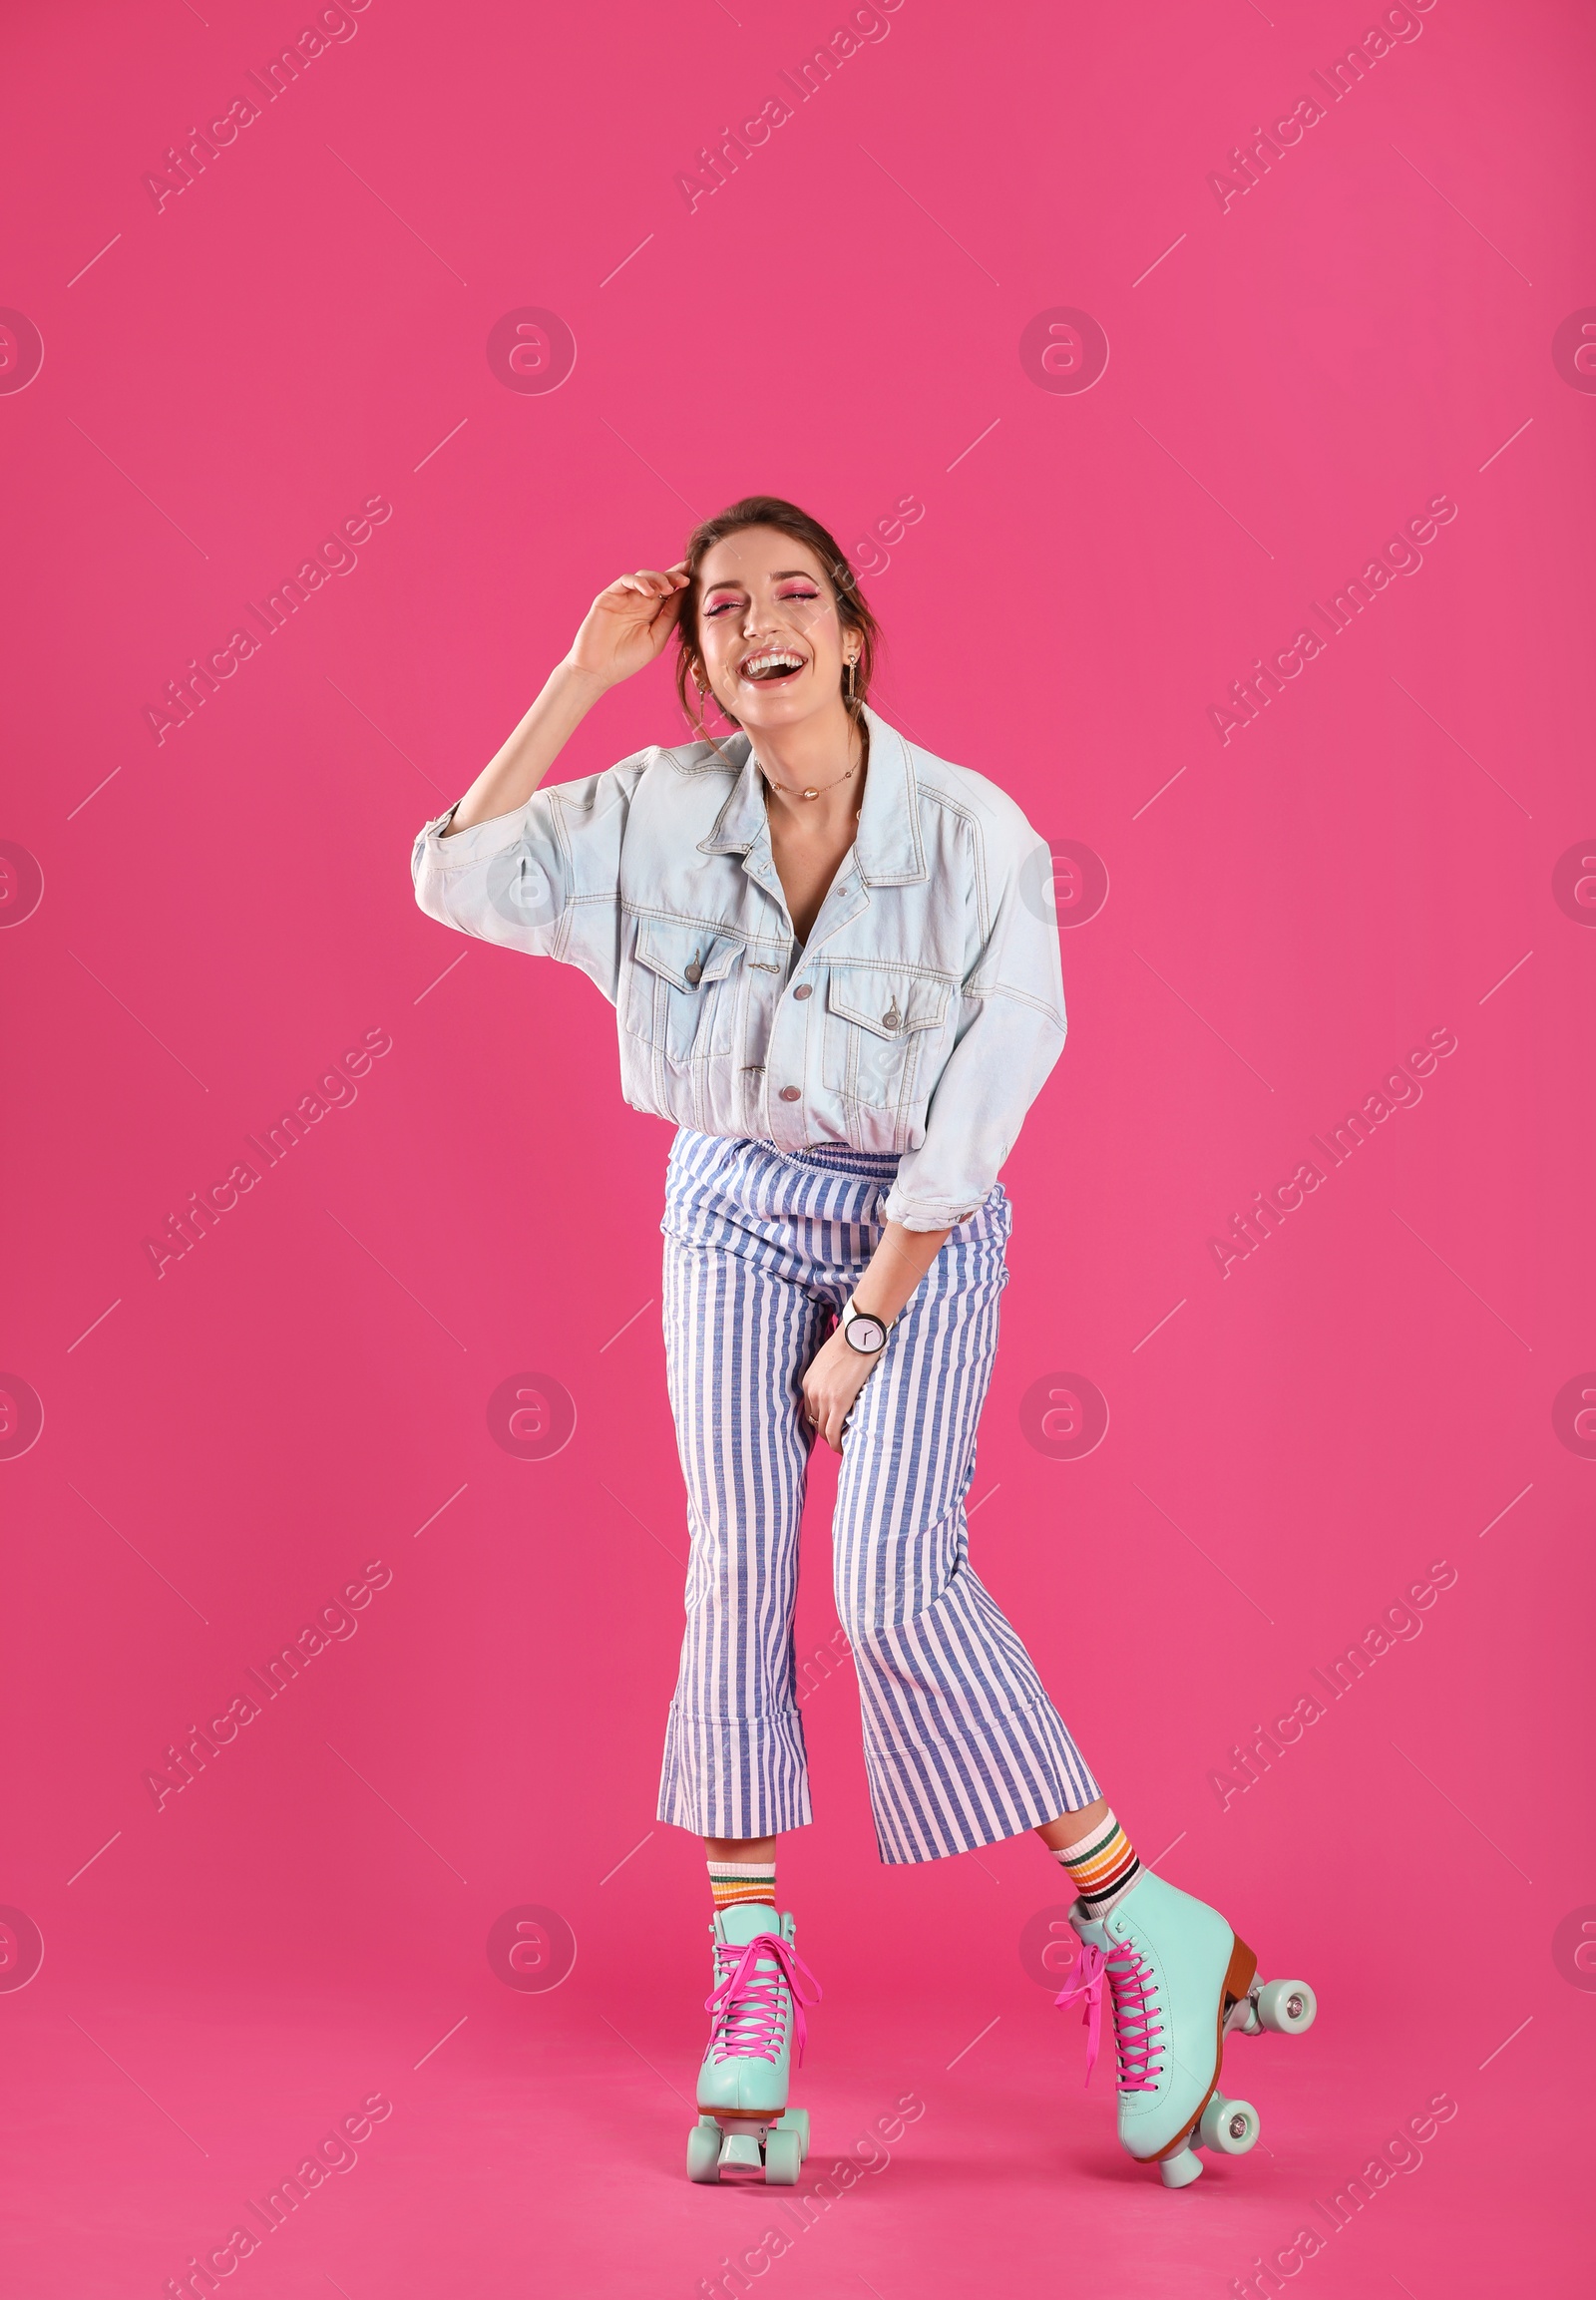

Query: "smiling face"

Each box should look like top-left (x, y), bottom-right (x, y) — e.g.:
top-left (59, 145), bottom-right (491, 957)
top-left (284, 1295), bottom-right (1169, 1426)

top-left (691, 525), bottom-right (858, 734)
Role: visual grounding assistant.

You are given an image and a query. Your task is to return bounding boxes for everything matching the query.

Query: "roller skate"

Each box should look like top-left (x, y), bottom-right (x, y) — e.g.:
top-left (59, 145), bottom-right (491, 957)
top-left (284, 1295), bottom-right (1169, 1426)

top-left (1053, 1869), bottom-right (1316, 2188)
top-left (686, 1900), bottom-right (821, 2185)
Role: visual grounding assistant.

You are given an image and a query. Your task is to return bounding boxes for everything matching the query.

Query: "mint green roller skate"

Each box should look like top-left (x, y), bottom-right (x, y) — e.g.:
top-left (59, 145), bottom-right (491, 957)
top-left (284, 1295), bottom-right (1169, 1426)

top-left (686, 1900), bottom-right (821, 2185)
top-left (1054, 1869), bottom-right (1317, 2188)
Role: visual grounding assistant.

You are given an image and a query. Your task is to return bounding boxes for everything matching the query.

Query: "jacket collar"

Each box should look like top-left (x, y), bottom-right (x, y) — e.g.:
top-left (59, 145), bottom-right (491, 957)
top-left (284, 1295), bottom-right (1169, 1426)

top-left (697, 702), bottom-right (928, 886)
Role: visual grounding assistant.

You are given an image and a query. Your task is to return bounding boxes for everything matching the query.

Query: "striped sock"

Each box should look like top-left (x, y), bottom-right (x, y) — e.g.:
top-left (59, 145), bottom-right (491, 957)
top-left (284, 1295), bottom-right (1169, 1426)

top-left (1053, 1811), bottom-right (1141, 1918)
top-left (708, 1859), bottom-right (777, 1913)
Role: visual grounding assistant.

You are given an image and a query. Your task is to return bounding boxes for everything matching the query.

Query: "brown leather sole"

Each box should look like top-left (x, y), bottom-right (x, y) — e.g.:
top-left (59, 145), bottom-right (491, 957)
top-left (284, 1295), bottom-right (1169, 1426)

top-left (1150, 1932), bottom-right (1258, 2163)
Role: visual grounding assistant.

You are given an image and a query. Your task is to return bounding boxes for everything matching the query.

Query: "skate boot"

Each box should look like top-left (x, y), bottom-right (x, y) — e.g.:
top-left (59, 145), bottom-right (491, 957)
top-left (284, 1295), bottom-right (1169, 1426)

top-left (1053, 1869), bottom-right (1316, 2188)
top-left (686, 1900), bottom-right (820, 2186)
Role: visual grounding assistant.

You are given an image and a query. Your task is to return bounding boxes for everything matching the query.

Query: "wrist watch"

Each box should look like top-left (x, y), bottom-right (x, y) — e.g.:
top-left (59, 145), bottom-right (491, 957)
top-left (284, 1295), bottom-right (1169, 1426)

top-left (840, 1292), bottom-right (892, 1355)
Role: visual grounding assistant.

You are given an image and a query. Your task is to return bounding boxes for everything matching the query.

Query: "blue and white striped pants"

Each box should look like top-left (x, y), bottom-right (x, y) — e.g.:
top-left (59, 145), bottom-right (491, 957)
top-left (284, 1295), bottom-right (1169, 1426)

top-left (655, 1128), bottom-right (1100, 1864)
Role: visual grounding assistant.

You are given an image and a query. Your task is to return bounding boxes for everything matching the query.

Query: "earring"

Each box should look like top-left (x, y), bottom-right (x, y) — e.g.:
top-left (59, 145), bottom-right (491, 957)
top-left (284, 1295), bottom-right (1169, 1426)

top-left (846, 653), bottom-right (858, 701)
top-left (693, 676), bottom-right (733, 739)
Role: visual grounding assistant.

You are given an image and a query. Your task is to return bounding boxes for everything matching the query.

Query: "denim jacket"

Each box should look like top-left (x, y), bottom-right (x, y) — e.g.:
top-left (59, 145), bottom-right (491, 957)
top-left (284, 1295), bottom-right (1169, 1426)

top-left (410, 703), bottom-right (1066, 1231)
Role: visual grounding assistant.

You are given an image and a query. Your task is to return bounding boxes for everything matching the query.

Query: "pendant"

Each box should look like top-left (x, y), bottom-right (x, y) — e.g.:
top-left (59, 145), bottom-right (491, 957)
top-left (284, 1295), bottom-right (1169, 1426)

top-left (802, 787), bottom-right (819, 800)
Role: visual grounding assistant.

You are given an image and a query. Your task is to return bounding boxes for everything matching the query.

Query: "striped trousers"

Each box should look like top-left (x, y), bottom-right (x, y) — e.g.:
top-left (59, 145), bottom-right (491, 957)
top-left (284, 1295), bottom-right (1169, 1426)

top-left (654, 1128), bottom-right (1100, 1864)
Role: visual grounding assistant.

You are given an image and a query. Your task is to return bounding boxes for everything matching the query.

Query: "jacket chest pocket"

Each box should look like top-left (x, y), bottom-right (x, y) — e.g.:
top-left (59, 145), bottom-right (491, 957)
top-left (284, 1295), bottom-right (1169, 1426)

top-left (622, 918), bottom-right (746, 1062)
top-left (822, 965), bottom-right (953, 1110)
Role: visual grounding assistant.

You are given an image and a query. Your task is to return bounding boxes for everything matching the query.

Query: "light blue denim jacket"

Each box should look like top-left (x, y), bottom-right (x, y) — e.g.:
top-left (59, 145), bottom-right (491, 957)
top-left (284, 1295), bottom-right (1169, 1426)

top-left (410, 704), bottom-right (1066, 1231)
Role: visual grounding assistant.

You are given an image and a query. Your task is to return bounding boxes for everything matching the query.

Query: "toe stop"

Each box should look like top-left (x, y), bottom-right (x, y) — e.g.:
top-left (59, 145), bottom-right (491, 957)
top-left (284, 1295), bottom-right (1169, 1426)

top-left (1159, 2143), bottom-right (1204, 2188)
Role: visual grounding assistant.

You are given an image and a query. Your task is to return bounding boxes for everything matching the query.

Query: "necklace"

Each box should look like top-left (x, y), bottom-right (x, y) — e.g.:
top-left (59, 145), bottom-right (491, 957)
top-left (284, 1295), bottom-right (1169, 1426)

top-left (761, 757), bottom-right (861, 804)
top-left (758, 749), bottom-right (864, 805)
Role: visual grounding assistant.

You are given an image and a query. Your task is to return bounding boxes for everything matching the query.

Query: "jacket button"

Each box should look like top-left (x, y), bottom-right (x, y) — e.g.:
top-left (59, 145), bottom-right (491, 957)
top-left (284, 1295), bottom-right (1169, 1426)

top-left (779, 1085), bottom-right (801, 1102)
top-left (685, 960), bottom-right (702, 985)
top-left (793, 982), bottom-right (812, 1000)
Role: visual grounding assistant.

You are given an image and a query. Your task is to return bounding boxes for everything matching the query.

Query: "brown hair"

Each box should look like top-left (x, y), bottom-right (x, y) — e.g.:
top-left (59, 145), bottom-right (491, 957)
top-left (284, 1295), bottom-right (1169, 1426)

top-left (672, 495), bottom-right (881, 749)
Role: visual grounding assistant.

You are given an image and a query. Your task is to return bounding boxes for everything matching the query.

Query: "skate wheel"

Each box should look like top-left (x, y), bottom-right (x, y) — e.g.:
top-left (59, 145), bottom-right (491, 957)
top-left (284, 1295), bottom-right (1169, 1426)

top-left (1254, 1978), bottom-right (1317, 2035)
top-left (686, 2121), bottom-right (722, 2182)
top-left (1199, 2090), bottom-right (1260, 2155)
top-left (764, 2127), bottom-right (802, 2184)
top-left (776, 2107), bottom-right (810, 2161)
top-left (1159, 2144), bottom-right (1204, 2188)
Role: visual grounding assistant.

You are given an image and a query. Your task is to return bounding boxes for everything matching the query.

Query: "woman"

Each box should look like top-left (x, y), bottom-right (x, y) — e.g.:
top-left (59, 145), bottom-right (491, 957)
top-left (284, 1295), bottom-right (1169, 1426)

top-left (410, 497), bottom-right (1315, 2190)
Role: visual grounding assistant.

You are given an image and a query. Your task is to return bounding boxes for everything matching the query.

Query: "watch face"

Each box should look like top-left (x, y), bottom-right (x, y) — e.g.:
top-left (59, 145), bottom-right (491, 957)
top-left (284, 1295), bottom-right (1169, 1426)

top-left (847, 1314), bottom-right (887, 1353)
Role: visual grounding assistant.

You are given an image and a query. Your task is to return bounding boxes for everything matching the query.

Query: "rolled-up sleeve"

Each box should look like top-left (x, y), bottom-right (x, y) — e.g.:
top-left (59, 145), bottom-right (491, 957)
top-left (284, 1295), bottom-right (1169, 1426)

top-left (410, 749), bottom-right (650, 1007)
top-left (884, 835), bottom-right (1067, 1231)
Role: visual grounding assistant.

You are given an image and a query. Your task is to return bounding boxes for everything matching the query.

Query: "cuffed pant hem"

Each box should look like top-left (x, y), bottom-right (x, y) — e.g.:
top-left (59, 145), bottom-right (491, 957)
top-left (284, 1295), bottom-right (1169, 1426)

top-left (862, 1695), bottom-right (1102, 1865)
top-left (655, 1700), bottom-right (814, 1840)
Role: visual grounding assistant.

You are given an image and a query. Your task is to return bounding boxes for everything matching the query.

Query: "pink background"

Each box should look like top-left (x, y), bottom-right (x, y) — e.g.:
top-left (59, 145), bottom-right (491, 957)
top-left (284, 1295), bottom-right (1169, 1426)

top-left (2, 0), bottom-right (1592, 2292)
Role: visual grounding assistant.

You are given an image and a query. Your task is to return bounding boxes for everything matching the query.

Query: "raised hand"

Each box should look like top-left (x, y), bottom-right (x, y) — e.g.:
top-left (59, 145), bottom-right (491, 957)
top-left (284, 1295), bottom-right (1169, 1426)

top-left (438, 561), bottom-right (691, 836)
top-left (568, 563), bottom-right (690, 690)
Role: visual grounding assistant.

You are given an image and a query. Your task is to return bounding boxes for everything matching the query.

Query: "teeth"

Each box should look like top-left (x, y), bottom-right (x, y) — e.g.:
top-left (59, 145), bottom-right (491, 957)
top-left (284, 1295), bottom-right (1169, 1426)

top-left (742, 650), bottom-right (803, 677)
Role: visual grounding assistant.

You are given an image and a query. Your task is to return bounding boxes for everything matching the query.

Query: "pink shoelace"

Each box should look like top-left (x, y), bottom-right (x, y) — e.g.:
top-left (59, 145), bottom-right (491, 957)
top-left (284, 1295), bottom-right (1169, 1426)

top-left (1054, 1939), bottom-right (1164, 2092)
top-left (705, 1932), bottom-right (822, 2068)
